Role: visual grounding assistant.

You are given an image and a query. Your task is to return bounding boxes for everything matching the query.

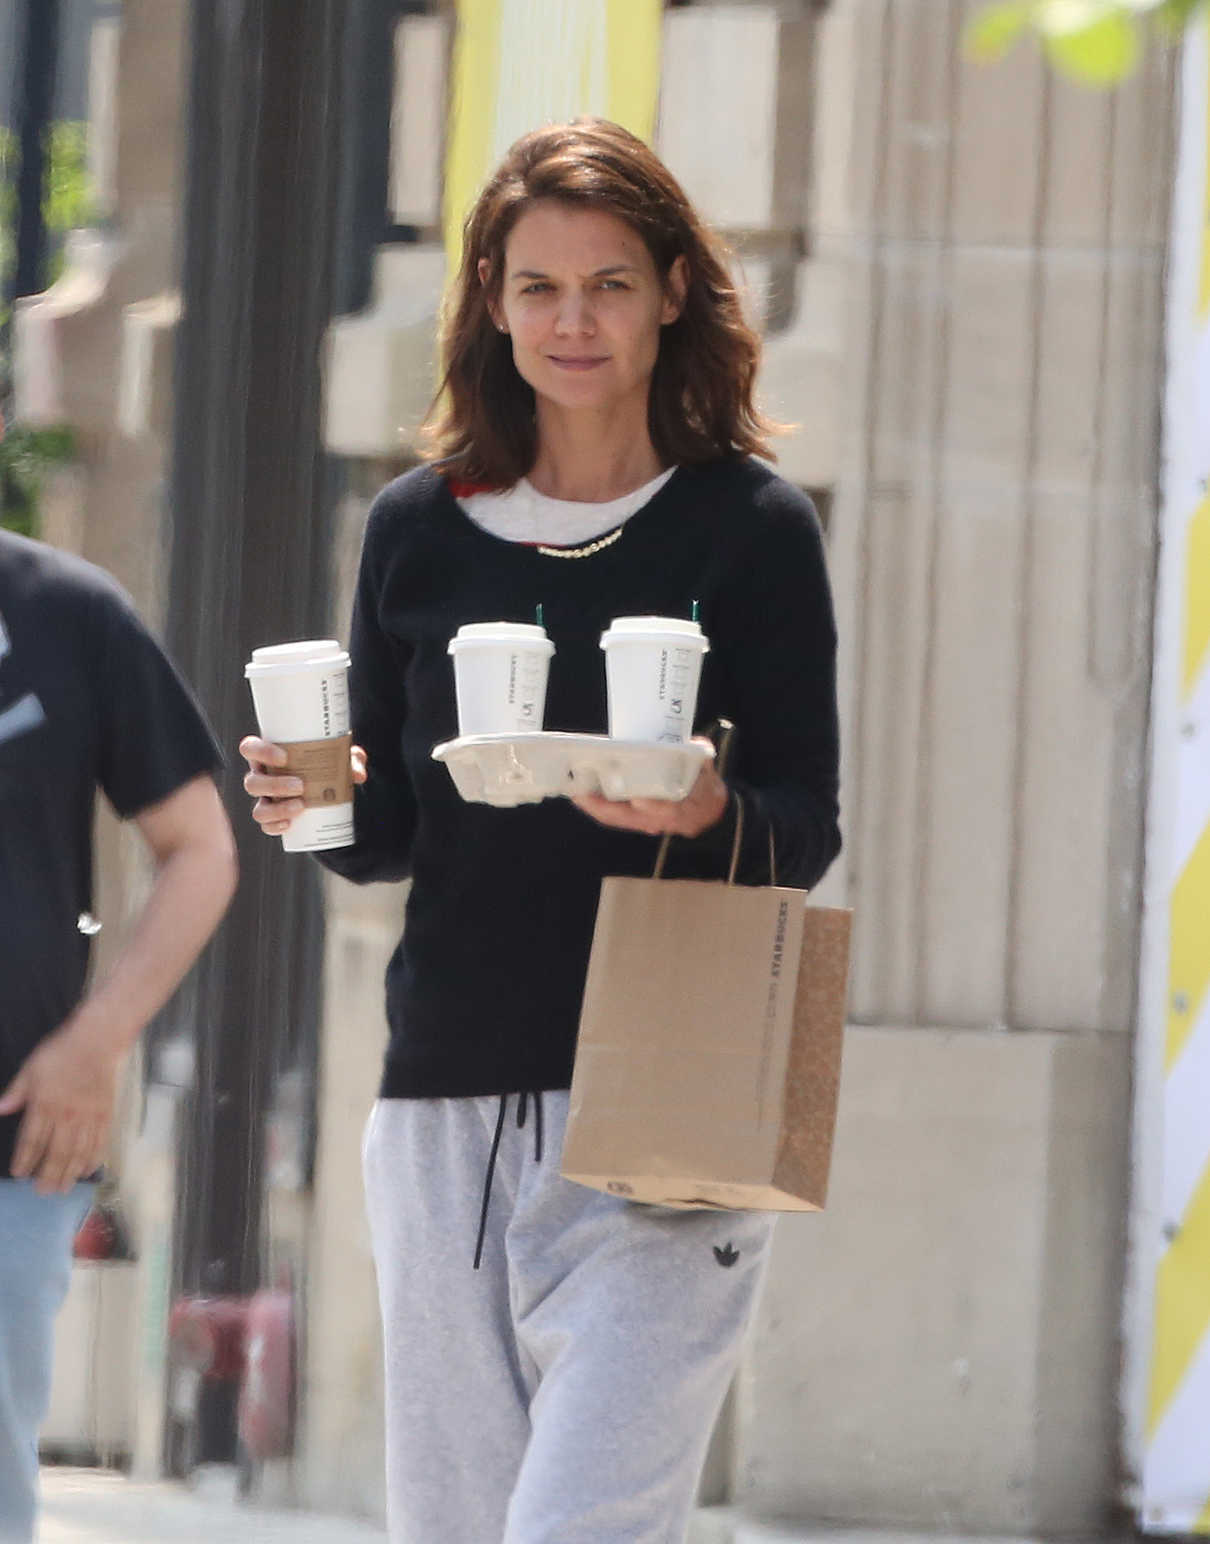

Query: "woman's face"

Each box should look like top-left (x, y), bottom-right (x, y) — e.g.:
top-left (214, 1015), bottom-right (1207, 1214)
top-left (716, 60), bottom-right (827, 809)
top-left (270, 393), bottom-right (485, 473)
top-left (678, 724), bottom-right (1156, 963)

top-left (483, 201), bottom-right (686, 422)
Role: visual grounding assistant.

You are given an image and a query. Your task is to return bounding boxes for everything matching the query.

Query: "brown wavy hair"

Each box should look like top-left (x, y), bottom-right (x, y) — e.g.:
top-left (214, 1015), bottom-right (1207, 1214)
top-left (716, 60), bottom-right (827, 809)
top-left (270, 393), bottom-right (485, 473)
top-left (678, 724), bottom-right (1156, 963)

top-left (425, 118), bottom-right (777, 485)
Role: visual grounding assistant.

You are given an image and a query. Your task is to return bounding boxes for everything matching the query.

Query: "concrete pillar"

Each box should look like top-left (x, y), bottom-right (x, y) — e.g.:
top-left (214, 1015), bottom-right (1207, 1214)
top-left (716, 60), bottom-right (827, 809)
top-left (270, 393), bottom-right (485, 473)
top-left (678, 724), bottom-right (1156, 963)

top-left (724, 1027), bottom-right (1131, 1536)
top-left (389, 13), bottom-right (450, 231)
top-left (658, 5), bottom-right (846, 502)
top-left (323, 246), bottom-right (446, 458)
top-left (657, 4), bottom-right (814, 243)
top-left (706, 0), bottom-right (1176, 1536)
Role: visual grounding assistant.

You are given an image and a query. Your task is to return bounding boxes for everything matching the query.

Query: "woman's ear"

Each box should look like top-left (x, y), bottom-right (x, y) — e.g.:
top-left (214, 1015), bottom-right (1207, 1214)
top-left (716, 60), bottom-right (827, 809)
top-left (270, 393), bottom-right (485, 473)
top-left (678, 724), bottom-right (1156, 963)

top-left (478, 258), bottom-right (504, 332)
top-left (661, 255), bottom-right (689, 325)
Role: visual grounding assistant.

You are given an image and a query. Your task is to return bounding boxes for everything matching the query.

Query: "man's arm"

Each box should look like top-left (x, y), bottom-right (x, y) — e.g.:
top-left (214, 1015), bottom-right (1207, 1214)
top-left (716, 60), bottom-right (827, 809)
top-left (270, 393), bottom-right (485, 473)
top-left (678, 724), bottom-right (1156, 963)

top-left (0, 774), bottom-right (238, 1193)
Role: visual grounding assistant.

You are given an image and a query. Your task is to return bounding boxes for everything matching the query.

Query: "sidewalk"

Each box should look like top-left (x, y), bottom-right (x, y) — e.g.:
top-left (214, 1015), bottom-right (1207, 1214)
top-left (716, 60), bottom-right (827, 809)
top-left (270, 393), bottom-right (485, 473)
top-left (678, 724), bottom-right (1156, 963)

top-left (39, 1467), bottom-right (1130, 1544)
top-left (38, 1466), bottom-right (385, 1543)
top-left (691, 1519), bottom-right (1086, 1544)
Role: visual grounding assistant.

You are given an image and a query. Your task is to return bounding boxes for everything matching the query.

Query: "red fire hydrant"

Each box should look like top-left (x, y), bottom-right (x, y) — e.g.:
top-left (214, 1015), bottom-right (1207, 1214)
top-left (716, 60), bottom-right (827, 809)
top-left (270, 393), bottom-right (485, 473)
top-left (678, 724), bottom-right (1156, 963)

top-left (167, 1295), bottom-right (249, 1383)
top-left (237, 1288), bottom-right (295, 1460)
top-left (166, 1288), bottom-right (295, 1466)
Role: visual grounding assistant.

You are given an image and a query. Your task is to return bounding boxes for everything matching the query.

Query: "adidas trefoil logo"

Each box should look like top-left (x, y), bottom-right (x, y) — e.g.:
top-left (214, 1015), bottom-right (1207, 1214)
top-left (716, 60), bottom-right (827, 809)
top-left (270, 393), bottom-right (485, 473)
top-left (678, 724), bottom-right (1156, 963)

top-left (713, 1242), bottom-right (739, 1268)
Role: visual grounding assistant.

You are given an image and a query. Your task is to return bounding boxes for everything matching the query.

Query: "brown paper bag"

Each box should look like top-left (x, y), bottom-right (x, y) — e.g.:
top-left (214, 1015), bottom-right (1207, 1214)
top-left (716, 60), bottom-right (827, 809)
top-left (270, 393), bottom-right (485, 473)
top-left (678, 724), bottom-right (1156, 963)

top-left (562, 832), bottom-right (851, 1211)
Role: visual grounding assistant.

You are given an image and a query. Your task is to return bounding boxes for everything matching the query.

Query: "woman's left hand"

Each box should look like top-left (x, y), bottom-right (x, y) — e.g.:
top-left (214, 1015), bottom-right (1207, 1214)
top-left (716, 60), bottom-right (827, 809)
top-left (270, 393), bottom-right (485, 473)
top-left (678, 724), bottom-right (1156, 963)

top-left (572, 741), bottom-right (729, 838)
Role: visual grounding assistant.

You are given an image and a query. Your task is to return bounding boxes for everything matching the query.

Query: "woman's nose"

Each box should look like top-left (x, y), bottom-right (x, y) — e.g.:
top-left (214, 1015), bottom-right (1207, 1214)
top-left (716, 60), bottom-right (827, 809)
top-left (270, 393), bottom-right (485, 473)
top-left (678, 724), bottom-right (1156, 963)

top-left (554, 291), bottom-right (594, 335)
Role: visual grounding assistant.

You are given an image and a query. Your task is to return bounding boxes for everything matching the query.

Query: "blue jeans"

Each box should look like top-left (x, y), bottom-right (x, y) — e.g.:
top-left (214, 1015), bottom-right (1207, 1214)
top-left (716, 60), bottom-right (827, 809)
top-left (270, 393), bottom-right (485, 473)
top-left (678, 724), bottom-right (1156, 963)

top-left (0, 1180), bottom-right (92, 1544)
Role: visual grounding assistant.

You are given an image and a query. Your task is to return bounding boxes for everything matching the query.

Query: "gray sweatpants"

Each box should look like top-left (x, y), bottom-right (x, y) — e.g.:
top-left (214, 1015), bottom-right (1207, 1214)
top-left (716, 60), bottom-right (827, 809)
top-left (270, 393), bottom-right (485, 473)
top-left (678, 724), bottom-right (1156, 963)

top-left (362, 1092), bottom-right (776, 1544)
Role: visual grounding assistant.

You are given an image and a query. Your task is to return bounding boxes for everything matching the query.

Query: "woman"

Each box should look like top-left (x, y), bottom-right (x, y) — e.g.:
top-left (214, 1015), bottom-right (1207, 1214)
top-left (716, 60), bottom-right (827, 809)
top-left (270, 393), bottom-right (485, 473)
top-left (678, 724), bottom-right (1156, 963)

top-left (242, 118), bottom-right (840, 1544)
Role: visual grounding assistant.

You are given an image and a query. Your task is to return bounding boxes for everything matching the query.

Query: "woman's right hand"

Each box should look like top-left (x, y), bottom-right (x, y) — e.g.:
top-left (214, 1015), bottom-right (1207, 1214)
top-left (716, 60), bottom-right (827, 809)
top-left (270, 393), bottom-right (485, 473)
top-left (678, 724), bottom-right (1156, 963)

top-left (239, 736), bottom-right (368, 837)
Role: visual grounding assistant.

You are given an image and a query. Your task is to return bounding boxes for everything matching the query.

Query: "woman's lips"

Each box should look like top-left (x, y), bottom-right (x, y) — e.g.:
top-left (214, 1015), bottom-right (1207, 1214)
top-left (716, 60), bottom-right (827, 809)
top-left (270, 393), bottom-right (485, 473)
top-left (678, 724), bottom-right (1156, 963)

top-left (547, 355), bottom-right (608, 371)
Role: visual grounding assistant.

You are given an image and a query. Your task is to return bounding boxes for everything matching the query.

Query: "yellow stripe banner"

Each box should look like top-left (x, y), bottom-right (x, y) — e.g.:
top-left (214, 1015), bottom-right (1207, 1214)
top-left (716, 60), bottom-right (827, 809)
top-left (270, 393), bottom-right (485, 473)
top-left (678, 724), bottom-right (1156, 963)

top-left (443, 0), bottom-right (663, 268)
top-left (1165, 823), bottom-right (1210, 1073)
top-left (1149, 1161), bottom-right (1210, 1439)
top-left (1184, 494), bottom-right (1210, 696)
top-left (1141, 19), bottom-right (1210, 1538)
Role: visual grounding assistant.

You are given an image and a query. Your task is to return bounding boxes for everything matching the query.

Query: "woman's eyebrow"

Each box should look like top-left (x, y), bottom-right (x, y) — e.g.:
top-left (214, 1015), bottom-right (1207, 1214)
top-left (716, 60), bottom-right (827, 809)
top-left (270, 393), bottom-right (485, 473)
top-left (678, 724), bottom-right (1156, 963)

top-left (509, 264), bottom-right (642, 280)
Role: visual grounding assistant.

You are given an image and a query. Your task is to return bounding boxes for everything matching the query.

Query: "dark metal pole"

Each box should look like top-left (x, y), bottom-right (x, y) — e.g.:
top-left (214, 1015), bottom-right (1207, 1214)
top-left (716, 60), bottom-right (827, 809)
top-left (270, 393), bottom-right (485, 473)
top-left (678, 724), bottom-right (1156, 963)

top-left (7, 0), bottom-right (59, 312)
top-left (162, 0), bottom-right (416, 1471)
top-left (163, 0), bottom-right (345, 1465)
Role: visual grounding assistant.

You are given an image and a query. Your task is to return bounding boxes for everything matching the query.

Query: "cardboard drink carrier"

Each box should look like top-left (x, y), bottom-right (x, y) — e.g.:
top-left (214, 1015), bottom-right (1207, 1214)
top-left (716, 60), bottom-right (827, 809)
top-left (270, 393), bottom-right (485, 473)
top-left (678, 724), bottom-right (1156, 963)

top-left (561, 726), bottom-right (852, 1211)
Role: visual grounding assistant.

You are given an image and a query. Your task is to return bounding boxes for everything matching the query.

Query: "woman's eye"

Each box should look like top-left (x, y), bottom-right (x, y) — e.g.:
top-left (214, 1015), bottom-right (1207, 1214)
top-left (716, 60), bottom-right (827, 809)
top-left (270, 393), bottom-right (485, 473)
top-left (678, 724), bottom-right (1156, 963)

top-left (598, 279), bottom-right (629, 291)
top-left (521, 281), bottom-right (552, 295)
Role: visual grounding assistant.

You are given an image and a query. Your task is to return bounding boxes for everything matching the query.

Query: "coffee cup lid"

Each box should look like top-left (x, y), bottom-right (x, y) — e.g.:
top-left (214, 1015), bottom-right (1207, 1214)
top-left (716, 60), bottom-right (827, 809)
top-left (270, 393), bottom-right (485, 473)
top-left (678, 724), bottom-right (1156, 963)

top-left (245, 639), bottom-right (350, 677)
top-left (448, 622), bottom-right (553, 656)
top-left (600, 616), bottom-right (708, 651)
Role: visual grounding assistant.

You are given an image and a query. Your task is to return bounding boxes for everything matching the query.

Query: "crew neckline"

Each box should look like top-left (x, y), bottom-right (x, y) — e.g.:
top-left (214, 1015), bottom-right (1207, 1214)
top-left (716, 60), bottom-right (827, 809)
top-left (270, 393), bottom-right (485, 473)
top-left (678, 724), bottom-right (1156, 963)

top-left (439, 464), bottom-right (683, 557)
top-left (514, 467), bottom-right (676, 512)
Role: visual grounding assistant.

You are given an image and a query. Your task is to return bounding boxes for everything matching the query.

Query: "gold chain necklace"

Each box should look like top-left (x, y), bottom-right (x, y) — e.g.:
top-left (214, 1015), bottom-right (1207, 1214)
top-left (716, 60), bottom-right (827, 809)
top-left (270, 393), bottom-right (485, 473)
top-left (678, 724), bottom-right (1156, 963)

top-left (535, 525), bottom-right (624, 560)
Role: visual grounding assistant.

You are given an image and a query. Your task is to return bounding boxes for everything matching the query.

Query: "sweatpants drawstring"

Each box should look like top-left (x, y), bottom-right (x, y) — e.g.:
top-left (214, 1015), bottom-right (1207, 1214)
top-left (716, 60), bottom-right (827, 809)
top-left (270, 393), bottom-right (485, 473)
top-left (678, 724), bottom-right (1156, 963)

top-left (474, 1091), bottom-right (545, 1270)
top-left (516, 1089), bottom-right (544, 1165)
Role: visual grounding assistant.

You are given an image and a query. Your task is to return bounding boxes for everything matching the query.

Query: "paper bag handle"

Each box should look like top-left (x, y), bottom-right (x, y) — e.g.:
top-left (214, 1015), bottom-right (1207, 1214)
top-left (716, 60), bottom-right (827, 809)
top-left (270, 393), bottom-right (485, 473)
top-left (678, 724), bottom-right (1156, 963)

top-left (652, 721), bottom-right (778, 887)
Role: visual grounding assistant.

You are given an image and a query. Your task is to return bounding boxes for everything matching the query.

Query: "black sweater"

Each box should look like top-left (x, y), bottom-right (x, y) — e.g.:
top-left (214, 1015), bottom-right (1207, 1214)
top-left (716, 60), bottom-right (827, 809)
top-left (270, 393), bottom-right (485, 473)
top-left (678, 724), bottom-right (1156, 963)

top-left (318, 457), bottom-right (841, 1099)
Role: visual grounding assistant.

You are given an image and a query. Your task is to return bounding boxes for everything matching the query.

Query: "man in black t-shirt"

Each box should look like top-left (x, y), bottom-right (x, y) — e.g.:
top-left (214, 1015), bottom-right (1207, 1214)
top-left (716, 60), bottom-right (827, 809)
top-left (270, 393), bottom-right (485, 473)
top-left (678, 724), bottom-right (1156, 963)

top-left (0, 527), bottom-right (237, 1544)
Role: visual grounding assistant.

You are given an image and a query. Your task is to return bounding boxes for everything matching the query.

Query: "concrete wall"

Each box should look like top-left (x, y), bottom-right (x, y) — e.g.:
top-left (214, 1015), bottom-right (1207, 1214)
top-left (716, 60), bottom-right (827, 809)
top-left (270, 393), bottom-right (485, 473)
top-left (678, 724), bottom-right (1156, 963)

top-left (727, 1029), bottom-right (1131, 1535)
top-left (833, 6), bottom-right (1168, 1041)
top-left (702, 1), bottom-right (1172, 1536)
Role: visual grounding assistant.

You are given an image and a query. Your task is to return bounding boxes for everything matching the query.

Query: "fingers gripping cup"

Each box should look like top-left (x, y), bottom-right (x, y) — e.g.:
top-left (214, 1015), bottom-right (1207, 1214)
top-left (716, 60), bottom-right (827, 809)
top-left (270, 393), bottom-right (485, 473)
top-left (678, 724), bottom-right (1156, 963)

top-left (600, 616), bottom-right (710, 744)
top-left (448, 622), bottom-right (554, 736)
top-left (245, 640), bottom-right (355, 852)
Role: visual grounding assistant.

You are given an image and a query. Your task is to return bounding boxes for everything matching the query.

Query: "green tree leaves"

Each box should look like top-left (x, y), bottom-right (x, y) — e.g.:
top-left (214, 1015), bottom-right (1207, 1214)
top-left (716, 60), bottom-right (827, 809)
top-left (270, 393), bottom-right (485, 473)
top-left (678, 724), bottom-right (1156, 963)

top-left (0, 424), bottom-right (76, 537)
top-left (0, 120), bottom-right (97, 327)
top-left (1041, 7), bottom-right (1142, 82)
top-left (967, 1), bottom-right (1035, 61)
top-left (966, 0), bottom-right (1206, 83)
top-left (0, 123), bottom-right (92, 535)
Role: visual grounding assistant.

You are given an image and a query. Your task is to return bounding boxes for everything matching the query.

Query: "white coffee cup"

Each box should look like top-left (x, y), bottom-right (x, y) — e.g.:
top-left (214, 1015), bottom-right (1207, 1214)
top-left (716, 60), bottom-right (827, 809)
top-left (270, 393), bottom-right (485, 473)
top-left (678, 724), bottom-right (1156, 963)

top-left (245, 640), bottom-right (355, 852)
top-left (448, 622), bottom-right (554, 736)
top-left (600, 616), bottom-right (710, 744)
